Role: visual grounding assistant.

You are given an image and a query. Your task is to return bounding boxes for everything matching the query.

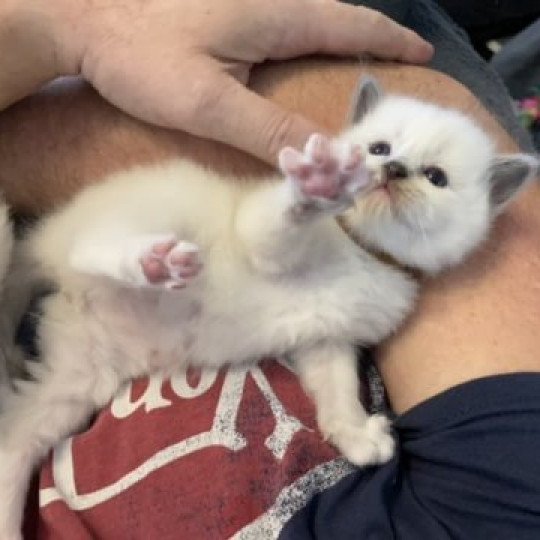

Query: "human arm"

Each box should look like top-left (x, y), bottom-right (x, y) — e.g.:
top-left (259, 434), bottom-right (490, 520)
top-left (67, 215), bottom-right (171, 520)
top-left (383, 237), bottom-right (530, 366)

top-left (0, 0), bottom-right (432, 167)
top-left (378, 174), bottom-right (540, 414)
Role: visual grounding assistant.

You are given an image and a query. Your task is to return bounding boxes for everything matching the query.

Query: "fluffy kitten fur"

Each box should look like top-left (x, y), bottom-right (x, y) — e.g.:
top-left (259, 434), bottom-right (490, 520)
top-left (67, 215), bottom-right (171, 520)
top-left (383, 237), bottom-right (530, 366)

top-left (0, 79), bottom-right (537, 539)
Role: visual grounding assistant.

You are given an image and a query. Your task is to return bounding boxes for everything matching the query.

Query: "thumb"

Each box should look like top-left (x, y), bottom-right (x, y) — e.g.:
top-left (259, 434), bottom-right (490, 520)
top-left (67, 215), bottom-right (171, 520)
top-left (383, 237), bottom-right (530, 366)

top-left (184, 74), bottom-right (324, 166)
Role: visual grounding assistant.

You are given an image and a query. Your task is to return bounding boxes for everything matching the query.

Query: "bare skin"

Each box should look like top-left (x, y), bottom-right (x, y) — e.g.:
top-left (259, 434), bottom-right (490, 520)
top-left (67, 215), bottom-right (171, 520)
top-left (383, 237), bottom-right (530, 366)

top-left (0, 0), bottom-right (431, 166)
top-left (0, 58), bottom-right (539, 416)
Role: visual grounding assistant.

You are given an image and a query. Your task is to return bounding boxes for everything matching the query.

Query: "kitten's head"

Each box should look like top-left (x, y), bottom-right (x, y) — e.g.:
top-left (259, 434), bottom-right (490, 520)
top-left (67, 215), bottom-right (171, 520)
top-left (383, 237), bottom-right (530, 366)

top-left (342, 78), bottom-right (539, 274)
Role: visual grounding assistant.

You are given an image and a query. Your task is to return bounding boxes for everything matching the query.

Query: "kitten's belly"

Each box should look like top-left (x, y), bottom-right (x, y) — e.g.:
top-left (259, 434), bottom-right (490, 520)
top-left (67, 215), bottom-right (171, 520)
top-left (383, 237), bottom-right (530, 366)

top-left (184, 270), bottom-right (415, 366)
top-left (88, 257), bottom-right (416, 372)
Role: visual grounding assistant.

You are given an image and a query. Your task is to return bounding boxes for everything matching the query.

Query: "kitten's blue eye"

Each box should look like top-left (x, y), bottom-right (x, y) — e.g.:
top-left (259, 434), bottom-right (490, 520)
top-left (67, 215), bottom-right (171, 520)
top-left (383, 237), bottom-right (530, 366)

top-left (369, 141), bottom-right (391, 156)
top-left (423, 166), bottom-right (448, 188)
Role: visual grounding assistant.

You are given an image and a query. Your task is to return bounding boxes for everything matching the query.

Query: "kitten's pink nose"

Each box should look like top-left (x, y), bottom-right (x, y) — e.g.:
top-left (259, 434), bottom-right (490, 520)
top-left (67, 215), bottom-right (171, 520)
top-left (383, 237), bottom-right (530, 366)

top-left (383, 160), bottom-right (408, 181)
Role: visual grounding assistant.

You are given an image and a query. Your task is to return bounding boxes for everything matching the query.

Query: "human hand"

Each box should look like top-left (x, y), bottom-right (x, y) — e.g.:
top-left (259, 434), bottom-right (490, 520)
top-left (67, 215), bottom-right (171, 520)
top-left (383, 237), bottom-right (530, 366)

top-left (50, 0), bottom-right (432, 164)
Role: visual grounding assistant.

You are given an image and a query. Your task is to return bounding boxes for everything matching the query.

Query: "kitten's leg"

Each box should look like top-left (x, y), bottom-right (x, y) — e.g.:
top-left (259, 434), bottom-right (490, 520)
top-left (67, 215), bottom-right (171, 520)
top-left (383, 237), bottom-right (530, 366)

top-left (293, 342), bottom-right (394, 466)
top-left (0, 352), bottom-right (117, 540)
top-left (69, 232), bottom-right (202, 289)
top-left (236, 134), bottom-right (370, 273)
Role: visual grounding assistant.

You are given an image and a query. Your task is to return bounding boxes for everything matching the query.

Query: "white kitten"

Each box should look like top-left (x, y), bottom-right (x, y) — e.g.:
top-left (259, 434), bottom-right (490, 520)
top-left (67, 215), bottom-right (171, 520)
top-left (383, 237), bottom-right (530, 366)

top-left (0, 79), bottom-right (537, 539)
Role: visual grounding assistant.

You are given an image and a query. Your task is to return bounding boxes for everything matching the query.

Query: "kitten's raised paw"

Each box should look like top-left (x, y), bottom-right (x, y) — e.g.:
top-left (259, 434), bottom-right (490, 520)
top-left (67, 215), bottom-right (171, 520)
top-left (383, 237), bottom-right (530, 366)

top-left (328, 414), bottom-right (395, 467)
top-left (138, 236), bottom-right (202, 289)
top-left (279, 133), bottom-right (371, 214)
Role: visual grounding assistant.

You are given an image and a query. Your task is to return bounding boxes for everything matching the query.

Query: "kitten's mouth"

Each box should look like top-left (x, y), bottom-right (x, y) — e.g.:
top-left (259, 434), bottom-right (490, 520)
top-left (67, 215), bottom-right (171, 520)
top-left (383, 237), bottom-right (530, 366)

top-left (361, 170), bottom-right (399, 203)
top-left (370, 181), bottom-right (393, 199)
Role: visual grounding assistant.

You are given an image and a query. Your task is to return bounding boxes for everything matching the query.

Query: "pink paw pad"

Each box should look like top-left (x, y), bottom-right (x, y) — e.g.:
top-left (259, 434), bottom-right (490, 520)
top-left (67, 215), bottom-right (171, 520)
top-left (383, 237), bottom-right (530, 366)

top-left (279, 134), bottom-right (368, 201)
top-left (140, 239), bottom-right (201, 289)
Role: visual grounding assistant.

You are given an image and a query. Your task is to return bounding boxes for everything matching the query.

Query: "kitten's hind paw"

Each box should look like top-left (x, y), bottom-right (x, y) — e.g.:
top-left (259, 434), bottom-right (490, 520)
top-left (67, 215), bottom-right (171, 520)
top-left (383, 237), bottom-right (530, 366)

top-left (139, 236), bottom-right (202, 290)
top-left (327, 414), bottom-right (395, 467)
top-left (279, 133), bottom-right (371, 216)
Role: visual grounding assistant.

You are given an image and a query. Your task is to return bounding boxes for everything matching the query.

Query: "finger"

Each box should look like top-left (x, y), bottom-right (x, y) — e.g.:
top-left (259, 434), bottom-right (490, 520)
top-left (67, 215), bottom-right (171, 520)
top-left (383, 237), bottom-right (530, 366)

top-left (268, 1), bottom-right (433, 64)
top-left (179, 73), bottom-right (325, 166)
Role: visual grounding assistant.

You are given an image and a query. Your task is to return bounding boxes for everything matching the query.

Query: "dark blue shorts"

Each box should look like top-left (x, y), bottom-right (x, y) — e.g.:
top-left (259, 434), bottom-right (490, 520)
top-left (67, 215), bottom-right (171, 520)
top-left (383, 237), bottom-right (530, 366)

top-left (280, 373), bottom-right (540, 539)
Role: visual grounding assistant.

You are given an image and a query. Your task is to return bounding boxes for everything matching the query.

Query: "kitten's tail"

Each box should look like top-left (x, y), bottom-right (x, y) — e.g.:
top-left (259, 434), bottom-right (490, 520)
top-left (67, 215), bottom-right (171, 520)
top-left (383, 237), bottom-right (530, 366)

top-left (0, 204), bottom-right (52, 409)
top-left (0, 200), bottom-right (14, 396)
top-left (0, 201), bottom-right (13, 290)
top-left (0, 201), bottom-right (34, 404)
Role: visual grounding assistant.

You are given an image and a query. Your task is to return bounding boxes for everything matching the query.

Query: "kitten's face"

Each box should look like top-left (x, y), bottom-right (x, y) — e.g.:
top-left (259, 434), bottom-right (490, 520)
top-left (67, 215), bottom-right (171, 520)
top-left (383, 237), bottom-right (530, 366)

top-left (342, 81), bottom-right (537, 273)
top-left (351, 97), bottom-right (492, 233)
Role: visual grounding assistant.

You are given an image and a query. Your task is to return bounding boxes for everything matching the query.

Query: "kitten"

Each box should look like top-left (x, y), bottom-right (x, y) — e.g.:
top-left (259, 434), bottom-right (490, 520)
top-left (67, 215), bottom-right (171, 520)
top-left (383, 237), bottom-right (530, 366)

top-left (0, 78), bottom-right (537, 539)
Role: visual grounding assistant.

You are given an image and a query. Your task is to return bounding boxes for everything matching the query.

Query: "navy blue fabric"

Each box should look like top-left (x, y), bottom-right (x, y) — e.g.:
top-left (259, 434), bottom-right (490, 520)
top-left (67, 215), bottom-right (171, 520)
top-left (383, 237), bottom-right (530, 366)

top-left (280, 373), bottom-right (540, 539)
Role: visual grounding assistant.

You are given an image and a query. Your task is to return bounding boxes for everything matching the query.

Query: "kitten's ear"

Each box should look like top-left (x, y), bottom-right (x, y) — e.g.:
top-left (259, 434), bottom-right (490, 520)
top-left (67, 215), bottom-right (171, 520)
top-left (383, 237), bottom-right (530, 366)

top-left (489, 154), bottom-right (539, 214)
top-left (349, 76), bottom-right (384, 124)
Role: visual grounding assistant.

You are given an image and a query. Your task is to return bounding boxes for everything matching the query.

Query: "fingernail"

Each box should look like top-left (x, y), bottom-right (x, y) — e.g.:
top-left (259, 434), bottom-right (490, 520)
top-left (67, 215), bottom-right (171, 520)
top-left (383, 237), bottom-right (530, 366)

top-left (413, 37), bottom-right (435, 63)
top-left (420, 40), bottom-right (435, 61)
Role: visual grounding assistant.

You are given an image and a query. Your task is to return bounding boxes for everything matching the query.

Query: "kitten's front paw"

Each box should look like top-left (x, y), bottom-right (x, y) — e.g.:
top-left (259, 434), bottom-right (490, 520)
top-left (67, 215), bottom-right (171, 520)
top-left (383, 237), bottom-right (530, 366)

top-left (138, 236), bottom-right (202, 290)
top-left (279, 133), bottom-right (371, 215)
top-left (326, 414), bottom-right (395, 467)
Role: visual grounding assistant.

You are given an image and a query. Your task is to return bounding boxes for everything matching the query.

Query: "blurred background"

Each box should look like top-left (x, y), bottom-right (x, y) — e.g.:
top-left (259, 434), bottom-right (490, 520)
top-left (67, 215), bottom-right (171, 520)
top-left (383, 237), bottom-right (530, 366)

top-left (438, 1), bottom-right (540, 149)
